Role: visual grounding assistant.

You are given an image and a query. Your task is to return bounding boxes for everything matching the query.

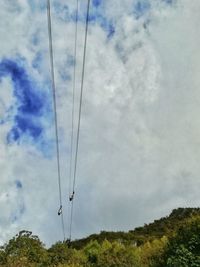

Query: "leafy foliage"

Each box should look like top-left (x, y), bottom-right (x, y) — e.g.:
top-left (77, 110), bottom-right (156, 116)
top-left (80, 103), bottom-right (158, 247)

top-left (162, 216), bottom-right (200, 267)
top-left (48, 241), bottom-right (86, 266)
top-left (71, 208), bottom-right (200, 248)
top-left (1, 230), bottom-right (49, 267)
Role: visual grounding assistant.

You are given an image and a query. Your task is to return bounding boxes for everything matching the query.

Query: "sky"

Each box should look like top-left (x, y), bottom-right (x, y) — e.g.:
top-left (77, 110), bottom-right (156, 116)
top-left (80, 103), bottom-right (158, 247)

top-left (0, 0), bottom-right (200, 246)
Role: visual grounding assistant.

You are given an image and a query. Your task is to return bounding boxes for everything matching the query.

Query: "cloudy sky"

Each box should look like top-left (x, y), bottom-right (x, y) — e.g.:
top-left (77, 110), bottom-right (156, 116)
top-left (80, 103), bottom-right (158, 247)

top-left (0, 0), bottom-right (200, 246)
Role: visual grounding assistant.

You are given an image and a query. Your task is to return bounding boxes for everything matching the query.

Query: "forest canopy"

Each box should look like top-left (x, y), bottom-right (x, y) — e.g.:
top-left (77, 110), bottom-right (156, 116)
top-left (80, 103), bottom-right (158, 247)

top-left (0, 208), bottom-right (199, 267)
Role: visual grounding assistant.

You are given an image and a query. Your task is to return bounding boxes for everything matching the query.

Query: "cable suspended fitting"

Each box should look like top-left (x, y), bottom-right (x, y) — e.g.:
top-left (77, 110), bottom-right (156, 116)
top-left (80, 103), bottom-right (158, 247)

top-left (68, 0), bottom-right (79, 208)
top-left (68, 0), bottom-right (91, 241)
top-left (46, 0), bottom-right (66, 241)
top-left (67, 0), bottom-right (79, 242)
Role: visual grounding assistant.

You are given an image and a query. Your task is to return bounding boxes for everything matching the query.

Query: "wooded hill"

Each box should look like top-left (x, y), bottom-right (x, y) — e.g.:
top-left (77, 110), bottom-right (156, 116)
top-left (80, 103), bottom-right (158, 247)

top-left (0, 207), bottom-right (199, 267)
top-left (71, 207), bottom-right (200, 249)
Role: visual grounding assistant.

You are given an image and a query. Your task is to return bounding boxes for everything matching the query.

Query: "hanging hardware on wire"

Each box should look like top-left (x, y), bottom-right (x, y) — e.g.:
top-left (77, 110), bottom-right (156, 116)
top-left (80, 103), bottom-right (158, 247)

top-left (46, 0), bottom-right (66, 241)
top-left (68, 0), bottom-right (91, 242)
top-left (69, 191), bottom-right (75, 202)
top-left (67, 0), bottom-right (79, 242)
top-left (68, 0), bottom-right (79, 211)
top-left (68, 0), bottom-right (79, 203)
top-left (58, 205), bottom-right (62, 216)
top-left (46, 0), bottom-right (90, 243)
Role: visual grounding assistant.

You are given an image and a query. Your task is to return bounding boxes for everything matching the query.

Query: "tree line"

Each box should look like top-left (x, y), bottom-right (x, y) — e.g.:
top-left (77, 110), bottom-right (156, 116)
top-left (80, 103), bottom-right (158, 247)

top-left (0, 208), bottom-right (199, 267)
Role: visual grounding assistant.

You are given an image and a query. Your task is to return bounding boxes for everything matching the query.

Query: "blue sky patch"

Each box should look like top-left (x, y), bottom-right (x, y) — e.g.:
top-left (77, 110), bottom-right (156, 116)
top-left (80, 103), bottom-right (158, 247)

top-left (11, 202), bottom-right (25, 223)
top-left (19, 203), bottom-right (25, 215)
top-left (88, 12), bottom-right (115, 39)
top-left (134, 0), bottom-right (151, 19)
top-left (92, 0), bottom-right (102, 7)
top-left (54, 3), bottom-right (70, 22)
top-left (15, 180), bottom-right (23, 189)
top-left (66, 54), bottom-right (75, 68)
top-left (32, 51), bottom-right (43, 71)
top-left (54, 1), bottom-right (115, 39)
top-left (29, 0), bottom-right (46, 12)
top-left (107, 23), bottom-right (115, 38)
top-left (0, 58), bottom-right (53, 156)
top-left (163, 0), bottom-right (173, 4)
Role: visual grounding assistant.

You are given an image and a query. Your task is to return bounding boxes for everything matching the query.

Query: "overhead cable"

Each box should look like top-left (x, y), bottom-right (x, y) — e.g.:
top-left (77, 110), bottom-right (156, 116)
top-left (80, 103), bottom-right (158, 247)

top-left (69, 0), bottom-right (91, 241)
top-left (46, 0), bottom-right (66, 241)
top-left (68, 0), bottom-right (79, 240)
top-left (68, 0), bottom-right (79, 204)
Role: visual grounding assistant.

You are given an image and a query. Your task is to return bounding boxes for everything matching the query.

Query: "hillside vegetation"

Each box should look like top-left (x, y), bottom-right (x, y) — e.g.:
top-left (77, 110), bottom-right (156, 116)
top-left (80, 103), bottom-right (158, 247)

top-left (0, 208), bottom-right (199, 267)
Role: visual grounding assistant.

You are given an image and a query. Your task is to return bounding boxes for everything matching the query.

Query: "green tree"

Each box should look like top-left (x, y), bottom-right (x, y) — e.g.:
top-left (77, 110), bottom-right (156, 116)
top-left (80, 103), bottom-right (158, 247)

top-left (48, 241), bottom-right (86, 266)
top-left (4, 230), bottom-right (49, 266)
top-left (163, 216), bottom-right (200, 267)
top-left (84, 240), bottom-right (139, 267)
top-left (98, 240), bottom-right (139, 267)
top-left (83, 240), bottom-right (101, 265)
top-left (138, 236), bottom-right (168, 267)
top-left (0, 246), bottom-right (6, 265)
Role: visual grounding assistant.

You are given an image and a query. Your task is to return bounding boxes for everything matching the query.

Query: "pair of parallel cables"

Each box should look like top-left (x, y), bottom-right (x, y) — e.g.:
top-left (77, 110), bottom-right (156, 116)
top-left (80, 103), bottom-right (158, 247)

top-left (46, 0), bottom-right (91, 241)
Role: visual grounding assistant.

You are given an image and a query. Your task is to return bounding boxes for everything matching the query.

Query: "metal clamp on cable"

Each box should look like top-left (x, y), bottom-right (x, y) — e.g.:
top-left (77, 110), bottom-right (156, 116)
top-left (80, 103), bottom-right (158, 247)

top-left (69, 191), bottom-right (75, 202)
top-left (58, 205), bottom-right (62, 216)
